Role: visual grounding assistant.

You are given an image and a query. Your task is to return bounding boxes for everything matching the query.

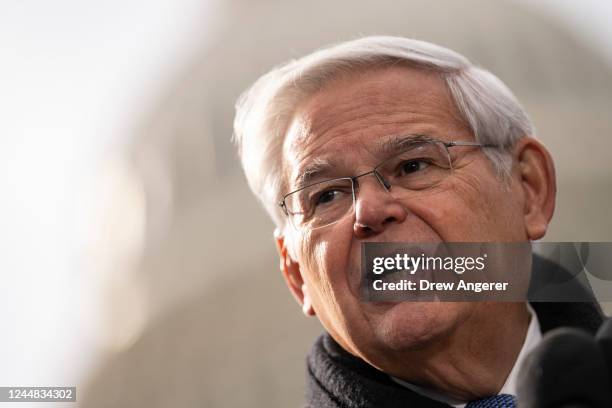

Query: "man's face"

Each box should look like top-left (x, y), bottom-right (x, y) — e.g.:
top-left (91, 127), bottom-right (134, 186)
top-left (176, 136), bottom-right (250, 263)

top-left (280, 66), bottom-right (529, 369)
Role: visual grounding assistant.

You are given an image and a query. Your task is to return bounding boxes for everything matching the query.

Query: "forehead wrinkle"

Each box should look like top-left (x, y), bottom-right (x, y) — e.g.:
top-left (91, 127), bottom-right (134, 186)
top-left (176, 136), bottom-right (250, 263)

top-left (307, 93), bottom-right (403, 141)
top-left (306, 68), bottom-right (443, 129)
top-left (287, 67), bottom-right (459, 151)
top-left (298, 97), bottom-right (462, 160)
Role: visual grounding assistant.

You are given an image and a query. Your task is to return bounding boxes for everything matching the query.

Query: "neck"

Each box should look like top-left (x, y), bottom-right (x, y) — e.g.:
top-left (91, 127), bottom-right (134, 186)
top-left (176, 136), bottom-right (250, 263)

top-left (383, 302), bottom-right (531, 401)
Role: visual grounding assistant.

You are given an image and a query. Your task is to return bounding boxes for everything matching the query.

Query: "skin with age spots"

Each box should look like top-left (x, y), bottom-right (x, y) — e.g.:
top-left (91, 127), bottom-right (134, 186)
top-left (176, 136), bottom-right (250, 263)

top-left (275, 65), bottom-right (556, 400)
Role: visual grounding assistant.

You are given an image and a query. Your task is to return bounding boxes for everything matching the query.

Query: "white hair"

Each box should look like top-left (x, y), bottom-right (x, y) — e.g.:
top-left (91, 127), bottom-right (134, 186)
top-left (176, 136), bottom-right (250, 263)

top-left (233, 36), bottom-right (534, 229)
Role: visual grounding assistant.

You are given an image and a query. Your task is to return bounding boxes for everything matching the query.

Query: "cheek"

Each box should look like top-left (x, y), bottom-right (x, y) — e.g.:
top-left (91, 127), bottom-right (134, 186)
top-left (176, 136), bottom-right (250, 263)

top-left (297, 221), bottom-right (356, 300)
top-left (452, 174), bottom-right (525, 240)
top-left (406, 193), bottom-right (453, 233)
top-left (317, 223), bottom-right (357, 290)
top-left (297, 222), bottom-right (365, 339)
top-left (406, 173), bottom-right (524, 241)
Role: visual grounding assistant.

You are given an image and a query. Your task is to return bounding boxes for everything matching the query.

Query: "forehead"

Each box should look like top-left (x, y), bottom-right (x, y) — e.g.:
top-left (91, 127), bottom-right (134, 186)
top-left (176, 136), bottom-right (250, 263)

top-left (282, 65), bottom-right (469, 188)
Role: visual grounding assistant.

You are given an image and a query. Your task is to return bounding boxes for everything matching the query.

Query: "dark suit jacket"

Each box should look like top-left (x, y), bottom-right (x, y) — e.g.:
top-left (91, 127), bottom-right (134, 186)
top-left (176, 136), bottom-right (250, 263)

top-left (305, 256), bottom-right (605, 408)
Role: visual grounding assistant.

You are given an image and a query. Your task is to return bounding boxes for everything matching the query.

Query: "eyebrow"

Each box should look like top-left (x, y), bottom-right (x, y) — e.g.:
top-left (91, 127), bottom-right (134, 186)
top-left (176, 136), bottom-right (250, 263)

top-left (294, 157), bottom-right (335, 190)
top-left (378, 133), bottom-right (433, 155)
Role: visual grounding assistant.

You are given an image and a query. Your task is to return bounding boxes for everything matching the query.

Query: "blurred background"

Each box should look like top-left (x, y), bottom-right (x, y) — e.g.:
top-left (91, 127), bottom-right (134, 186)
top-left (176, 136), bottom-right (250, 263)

top-left (1, 0), bottom-right (611, 407)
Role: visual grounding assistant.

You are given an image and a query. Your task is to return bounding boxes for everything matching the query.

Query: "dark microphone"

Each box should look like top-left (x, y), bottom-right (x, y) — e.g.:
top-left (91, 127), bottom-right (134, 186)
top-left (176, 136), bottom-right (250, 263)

top-left (596, 318), bottom-right (612, 393)
top-left (517, 327), bottom-right (611, 408)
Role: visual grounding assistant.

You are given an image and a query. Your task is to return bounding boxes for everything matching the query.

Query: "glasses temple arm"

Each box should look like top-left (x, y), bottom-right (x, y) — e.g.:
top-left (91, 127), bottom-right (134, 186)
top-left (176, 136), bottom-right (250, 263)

top-left (446, 141), bottom-right (500, 148)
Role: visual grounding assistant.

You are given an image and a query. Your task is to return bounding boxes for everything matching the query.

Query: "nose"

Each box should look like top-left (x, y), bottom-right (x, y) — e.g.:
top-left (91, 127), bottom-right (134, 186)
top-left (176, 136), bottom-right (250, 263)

top-left (352, 174), bottom-right (408, 239)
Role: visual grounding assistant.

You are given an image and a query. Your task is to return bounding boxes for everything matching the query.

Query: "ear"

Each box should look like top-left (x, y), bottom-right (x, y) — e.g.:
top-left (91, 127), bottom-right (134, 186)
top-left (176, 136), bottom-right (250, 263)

top-left (274, 228), bottom-right (315, 317)
top-left (514, 137), bottom-right (556, 240)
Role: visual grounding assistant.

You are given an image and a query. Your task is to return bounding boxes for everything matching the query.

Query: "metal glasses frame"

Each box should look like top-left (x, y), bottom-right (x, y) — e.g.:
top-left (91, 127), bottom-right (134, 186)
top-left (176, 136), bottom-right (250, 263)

top-left (278, 137), bottom-right (499, 221)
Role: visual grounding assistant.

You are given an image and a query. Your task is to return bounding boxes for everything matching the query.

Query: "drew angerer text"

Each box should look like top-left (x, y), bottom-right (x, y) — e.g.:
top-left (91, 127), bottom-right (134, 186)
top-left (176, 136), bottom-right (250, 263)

top-left (371, 279), bottom-right (509, 293)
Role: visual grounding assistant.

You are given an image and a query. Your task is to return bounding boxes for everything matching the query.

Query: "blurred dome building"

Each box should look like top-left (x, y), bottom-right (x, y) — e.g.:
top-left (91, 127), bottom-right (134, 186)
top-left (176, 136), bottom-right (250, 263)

top-left (82, 0), bottom-right (612, 406)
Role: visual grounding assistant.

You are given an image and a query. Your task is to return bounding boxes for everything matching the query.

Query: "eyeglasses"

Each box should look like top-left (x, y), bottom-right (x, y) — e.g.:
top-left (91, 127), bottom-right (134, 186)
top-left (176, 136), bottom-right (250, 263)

top-left (279, 136), bottom-right (499, 231)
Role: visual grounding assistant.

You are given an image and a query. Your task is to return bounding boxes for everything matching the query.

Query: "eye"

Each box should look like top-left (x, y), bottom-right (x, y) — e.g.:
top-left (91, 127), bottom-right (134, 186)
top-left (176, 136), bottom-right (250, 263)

top-left (316, 189), bottom-right (342, 205)
top-left (399, 159), bottom-right (430, 175)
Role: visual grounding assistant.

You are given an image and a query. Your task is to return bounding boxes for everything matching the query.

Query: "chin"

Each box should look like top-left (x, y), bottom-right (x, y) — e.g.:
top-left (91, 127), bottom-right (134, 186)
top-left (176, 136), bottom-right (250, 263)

top-left (369, 301), bottom-right (464, 352)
